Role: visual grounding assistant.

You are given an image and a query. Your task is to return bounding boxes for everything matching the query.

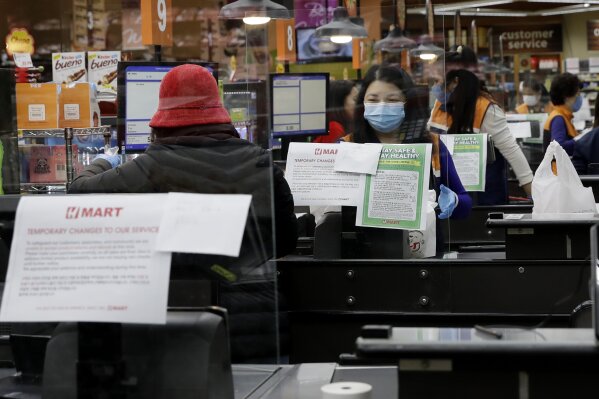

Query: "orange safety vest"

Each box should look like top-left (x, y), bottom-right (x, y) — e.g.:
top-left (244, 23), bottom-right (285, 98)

top-left (543, 105), bottom-right (578, 139)
top-left (428, 96), bottom-right (492, 134)
top-left (516, 102), bottom-right (554, 115)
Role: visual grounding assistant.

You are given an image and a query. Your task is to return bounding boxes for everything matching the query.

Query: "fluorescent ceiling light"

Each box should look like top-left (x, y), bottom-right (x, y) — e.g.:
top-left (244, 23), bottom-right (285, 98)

top-left (527, 0), bottom-right (599, 3)
top-left (433, 0), bottom-right (514, 12)
top-left (539, 4), bottom-right (599, 14)
top-left (434, 8), bottom-right (528, 16)
top-left (243, 16), bottom-right (271, 24)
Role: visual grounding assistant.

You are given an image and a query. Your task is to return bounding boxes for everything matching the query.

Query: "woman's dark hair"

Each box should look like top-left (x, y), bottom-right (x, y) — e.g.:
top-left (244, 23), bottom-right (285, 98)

top-left (353, 64), bottom-right (428, 143)
top-left (522, 77), bottom-right (550, 107)
top-left (522, 77), bottom-right (544, 94)
top-left (445, 69), bottom-right (494, 134)
top-left (327, 80), bottom-right (356, 133)
top-left (550, 73), bottom-right (580, 105)
top-left (444, 45), bottom-right (478, 66)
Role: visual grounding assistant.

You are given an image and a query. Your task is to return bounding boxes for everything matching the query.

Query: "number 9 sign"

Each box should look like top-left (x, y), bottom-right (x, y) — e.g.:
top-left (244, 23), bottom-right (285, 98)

top-left (141, 0), bottom-right (173, 46)
top-left (157, 0), bottom-right (167, 32)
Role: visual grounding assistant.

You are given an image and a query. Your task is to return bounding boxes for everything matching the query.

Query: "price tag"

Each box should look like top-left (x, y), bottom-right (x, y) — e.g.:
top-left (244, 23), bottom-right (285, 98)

top-left (13, 53), bottom-right (33, 68)
top-left (141, 0), bottom-right (173, 46)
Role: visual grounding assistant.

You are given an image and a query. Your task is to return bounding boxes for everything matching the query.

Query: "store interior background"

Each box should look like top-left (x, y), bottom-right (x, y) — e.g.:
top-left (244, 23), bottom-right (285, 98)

top-left (0, 0), bottom-right (599, 374)
top-left (3, 1), bottom-right (599, 83)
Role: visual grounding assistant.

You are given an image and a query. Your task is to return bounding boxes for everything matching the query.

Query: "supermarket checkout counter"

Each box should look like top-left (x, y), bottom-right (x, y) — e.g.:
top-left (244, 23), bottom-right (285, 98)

top-left (278, 256), bottom-right (589, 363)
top-left (486, 213), bottom-right (599, 260)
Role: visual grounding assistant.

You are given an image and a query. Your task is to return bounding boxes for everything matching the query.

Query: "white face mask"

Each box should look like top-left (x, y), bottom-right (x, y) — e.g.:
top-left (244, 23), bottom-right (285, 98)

top-left (523, 95), bottom-right (538, 107)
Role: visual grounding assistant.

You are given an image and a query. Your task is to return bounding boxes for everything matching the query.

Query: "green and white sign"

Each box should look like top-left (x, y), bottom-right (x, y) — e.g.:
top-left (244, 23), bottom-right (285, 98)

top-left (442, 133), bottom-right (487, 192)
top-left (356, 143), bottom-right (432, 231)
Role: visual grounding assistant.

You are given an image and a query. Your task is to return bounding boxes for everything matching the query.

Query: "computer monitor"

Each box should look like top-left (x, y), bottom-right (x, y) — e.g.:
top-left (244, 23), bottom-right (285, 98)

top-left (222, 81), bottom-right (268, 149)
top-left (296, 28), bottom-right (352, 63)
top-left (117, 62), bottom-right (218, 153)
top-left (270, 73), bottom-right (329, 138)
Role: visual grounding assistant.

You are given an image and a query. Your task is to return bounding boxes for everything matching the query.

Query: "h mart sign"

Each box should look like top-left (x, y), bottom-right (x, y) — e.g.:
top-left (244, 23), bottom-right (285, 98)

top-left (141, 0), bottom-right (173, 46)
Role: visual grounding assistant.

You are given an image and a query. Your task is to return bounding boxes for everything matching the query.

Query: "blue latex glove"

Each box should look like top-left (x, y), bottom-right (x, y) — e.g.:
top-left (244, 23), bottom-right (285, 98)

top-left (93, 154), bottom-right (121, 169)
top-left (438, 184), bottom-right (458, 219)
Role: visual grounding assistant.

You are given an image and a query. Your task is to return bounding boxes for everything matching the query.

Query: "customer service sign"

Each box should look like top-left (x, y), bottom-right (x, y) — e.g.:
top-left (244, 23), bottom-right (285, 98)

top-left (497, 25), bottom-right (562, 53)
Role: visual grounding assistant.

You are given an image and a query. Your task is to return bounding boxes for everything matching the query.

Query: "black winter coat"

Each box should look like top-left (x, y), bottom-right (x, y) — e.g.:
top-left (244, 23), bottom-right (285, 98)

top-left (69, 124), bottom-right (297, 262)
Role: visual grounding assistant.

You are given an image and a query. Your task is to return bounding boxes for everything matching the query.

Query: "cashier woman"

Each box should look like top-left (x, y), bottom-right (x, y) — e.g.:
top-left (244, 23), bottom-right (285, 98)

top-left (347, 64), bottom-right (472, 220)
top-left (429, 66), bottom-right (533, 204)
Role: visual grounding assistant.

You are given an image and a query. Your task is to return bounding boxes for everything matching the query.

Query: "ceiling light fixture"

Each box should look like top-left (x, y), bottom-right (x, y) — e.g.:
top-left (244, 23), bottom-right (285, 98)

top-left (219, 0), bottom-right (290, 25)
top-left (410, 0), bottom-right (443, 61)
top-left (375, 25), bottom-right (417, 52)
top-left (540, 4), bottom-right (599, 15)
top-left (314, 6), bottom-right (367, 43)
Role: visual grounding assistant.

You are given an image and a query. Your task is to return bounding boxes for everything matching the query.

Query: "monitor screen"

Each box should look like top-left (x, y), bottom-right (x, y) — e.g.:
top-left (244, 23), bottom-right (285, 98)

top-left (270, 73), bottom-right (329, 138)
top-left (117, 62), bottom-right (218, 153)
top-left (296, 28), bottom-right (352, 62)
top-left (222, 82), bottom-right (268, 145)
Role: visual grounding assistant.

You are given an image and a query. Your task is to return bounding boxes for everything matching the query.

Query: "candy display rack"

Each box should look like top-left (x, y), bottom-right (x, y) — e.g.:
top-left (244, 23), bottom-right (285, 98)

top-left (19, 126), bottom-right (111, 193)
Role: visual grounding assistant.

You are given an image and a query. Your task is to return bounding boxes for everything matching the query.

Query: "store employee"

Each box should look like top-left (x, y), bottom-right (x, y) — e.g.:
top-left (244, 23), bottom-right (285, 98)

top-left (516, 78), bottom-right (553, 115)
top-left (429, 68), bottom-right (533, 204)
top-left (544, 73), bottom-right (582, 156)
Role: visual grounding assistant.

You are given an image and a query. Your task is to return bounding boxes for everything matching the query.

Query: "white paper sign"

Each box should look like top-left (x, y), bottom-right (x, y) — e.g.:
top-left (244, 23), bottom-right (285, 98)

top-left (285, 143), bottom-right (363, 206)
top-left (590, 57), bottom-right (599, 74)
top-left (439, 135), bottom-right (456, 155)
top-left (156, 193), bottom-right (251, 257)
top-left (0, 195), bottom-right (172, 324)
top-left (13, 53), bottom-right (33, 68)
top-left (565, 58), bottom-right (580, 74)
top-left (507, 122), bottom-right (532, 139)
top-left (334, 143), bottom-right (383, 175)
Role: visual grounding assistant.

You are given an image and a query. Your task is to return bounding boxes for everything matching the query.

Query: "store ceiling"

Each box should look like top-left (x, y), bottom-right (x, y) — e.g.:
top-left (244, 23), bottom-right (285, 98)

top-left (406, 0), bottom-right (599, 17)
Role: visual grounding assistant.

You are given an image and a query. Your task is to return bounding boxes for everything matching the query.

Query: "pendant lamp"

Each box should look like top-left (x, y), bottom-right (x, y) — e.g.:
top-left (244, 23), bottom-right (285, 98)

top-left (374, 0), bottom-right (415, 52)
top-left (410, 0), bottom-right (443, 60)
top-left (314, 6), bottom-right (367, 44)
top-left (219, 0), bottom-right (290, 25)
top-left (481, 29), bottom-right (510, 74)
top-left (375, 25), bottom-right (417, 52)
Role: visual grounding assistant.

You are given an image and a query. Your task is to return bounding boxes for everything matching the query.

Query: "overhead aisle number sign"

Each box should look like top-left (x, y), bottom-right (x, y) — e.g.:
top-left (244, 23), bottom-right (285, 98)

top-left (141, 0), bottom-right (173, 46)
top-left (275, 19), bottom-right (296, 62)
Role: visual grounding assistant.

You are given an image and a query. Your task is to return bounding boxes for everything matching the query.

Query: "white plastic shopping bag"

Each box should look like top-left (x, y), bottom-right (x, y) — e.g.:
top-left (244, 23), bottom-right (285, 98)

top-left (405, 190), bottom-right (437, 258)
top-left (532, 141), bottom-right (597, 217)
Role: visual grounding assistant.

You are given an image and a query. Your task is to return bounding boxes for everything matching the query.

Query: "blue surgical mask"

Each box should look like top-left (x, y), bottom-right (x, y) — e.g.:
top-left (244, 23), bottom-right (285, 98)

top-left (572, 95), bottom-right (583, 112)
top-left (363, 102), bottom-right (405, 133)
top-left (432, 84), bottom-right (452, 104)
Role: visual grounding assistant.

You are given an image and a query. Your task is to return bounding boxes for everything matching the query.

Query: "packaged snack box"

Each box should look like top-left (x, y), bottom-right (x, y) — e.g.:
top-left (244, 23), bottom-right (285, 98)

top-left (28, 145), bottom-right (80, 183)
top-left (59, 83), bottom-right (101, 128)
top-left (16, 83), bottom-right (60, 129)
top-left (52, 52), bottom-right (87, 84)
top-left (88, 51), bottom-right (120, 94)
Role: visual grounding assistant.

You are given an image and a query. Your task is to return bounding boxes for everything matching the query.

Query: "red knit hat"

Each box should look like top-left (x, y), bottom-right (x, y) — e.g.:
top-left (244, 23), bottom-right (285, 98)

top-left (149, 64), bottom-right (231, 128)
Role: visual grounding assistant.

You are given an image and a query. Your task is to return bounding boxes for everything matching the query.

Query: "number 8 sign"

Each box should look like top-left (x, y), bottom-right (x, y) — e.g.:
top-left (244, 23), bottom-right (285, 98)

top-left (275, 19), bottom-right (296, 62)
top-left (141, 0), bottom-right (173, 46)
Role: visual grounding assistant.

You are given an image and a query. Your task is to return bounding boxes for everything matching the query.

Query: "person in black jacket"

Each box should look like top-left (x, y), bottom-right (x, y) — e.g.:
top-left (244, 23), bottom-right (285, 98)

top-left (68, 64), bottom-right (297, 361)
top-left (69, 64), bottom-right (297, 258)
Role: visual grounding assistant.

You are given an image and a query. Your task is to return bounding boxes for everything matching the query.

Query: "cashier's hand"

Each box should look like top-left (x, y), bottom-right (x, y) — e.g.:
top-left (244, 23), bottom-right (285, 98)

top-left (93, 152), bottom-right (121, 169)
top-left (438, 184), bottom-right (458, 219)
